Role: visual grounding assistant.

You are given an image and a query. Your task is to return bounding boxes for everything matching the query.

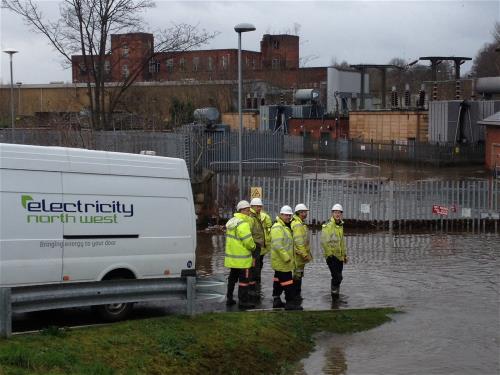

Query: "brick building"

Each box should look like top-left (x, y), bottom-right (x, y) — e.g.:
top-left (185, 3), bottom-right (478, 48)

top-left (478, 112), bottom-right (500, 173)
top-left (71, 33), bottom-right (327, 92)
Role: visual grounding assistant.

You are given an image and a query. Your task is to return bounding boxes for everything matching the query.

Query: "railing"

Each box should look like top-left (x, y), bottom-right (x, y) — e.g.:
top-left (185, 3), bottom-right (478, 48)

top-left (214, 174), bottom-right (500, 231)
top-left (0, 275), bottom-right (225, 338)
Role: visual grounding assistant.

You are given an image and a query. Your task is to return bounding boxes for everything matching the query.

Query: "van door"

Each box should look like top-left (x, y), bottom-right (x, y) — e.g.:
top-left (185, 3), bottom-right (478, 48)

top-left (0, 169), bottom-right (64, 285)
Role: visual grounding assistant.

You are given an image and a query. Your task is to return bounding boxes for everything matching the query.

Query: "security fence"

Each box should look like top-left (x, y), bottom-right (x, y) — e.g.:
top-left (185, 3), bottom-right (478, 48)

top-left (214, 174), bottom-right (500, 232)
top-left (179, 126), bottom-right (283, 176)
top-left (0, 129), bottom-right (188, 161)
top-left (0, 128), bottom-right (284, 177)
top-left (0, 130), bottom-right (487, 178)
top-left (301, 137), bottom-right (485, 165)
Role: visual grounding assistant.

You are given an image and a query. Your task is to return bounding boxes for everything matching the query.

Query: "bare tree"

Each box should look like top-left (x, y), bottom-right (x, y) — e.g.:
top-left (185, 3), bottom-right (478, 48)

top-left (329, 57), bottom-right (350, 69)
top-left (2, 0), bottom-right (217, 130)
top-left (471, 22), bottom-right (500, 77)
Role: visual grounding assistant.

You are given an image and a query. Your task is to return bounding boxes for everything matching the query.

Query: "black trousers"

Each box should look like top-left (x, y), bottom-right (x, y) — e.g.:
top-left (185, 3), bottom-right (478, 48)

top-left (272, 270), bottom-right (295, 302)
top-left (326, 256), bottom-right (344, 288)
top-left (227, 268), bottom-right (251, 301)
top-left (250, 246), bottom-right (261, 287)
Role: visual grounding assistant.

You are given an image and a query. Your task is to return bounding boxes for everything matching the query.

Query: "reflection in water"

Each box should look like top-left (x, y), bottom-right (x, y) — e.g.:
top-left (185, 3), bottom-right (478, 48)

top-left (294, 334), bottom-right (348, 375)
top-left (196, 231), bottom-right (499, 375)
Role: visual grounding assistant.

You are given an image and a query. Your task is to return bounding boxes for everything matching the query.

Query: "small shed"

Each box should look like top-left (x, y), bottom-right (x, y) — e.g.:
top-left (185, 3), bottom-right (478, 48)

top-left (478, 111), bottom-right (500, 173)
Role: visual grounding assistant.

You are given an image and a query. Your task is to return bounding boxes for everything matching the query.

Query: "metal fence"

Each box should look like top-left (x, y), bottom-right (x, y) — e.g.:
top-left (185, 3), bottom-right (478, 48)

top-left (181, 127), bottom-right (284, 175)
top-left (0, 129), bottom-right (284, 177)
top-left (214, 174), bottom-right (500, 231)
top-left (0, 129), bottom-right (188, 160)
top-left (302, 137), bottom-right (485, 165)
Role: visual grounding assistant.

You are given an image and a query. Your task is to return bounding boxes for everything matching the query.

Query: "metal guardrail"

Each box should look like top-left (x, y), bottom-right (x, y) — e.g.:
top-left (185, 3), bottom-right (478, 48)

top-left (0, 275), bottom-right (225, 338)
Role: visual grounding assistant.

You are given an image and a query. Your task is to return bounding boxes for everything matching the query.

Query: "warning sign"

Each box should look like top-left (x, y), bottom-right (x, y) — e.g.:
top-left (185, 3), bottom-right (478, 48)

top-left (432, 205), bottom-right (449, 216)
top-left (250, 187), bottom-right (262, 199)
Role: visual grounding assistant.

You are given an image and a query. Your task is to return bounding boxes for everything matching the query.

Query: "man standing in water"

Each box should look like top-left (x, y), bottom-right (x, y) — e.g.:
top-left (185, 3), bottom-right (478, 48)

top-left (225, 200), bottom-right (256, 308)
top-left (320, 204), bottom-right (348, 297)
top-left (249, 198), bottom-right (272, 284)
top-left (248, 198), bottom-right (272, 301)
top-left (291, 203), bottom-right (312, 301)
top-left (271, 205), bottom-right (303, 310)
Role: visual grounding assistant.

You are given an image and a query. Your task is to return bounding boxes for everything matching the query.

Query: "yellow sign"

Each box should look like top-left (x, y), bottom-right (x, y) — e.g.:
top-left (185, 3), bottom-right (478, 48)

top-left (250, 187), bottom-right (262, 199)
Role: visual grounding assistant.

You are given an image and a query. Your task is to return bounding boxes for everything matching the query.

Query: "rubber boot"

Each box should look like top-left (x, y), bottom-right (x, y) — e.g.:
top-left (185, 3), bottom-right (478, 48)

top-left (284, 285), bottom-right (303, 311)
top-left (273, 297), bottom-right (285, 308)
top-left (284, 299), bottom-right (303, 311)
top-left (248, 283), bottom-right (260, 303)
top-left (226, 278), bottom-right (236, 306)
top-left (238, 287), bottom-right (255, 309)
top-left (295, 278), bottom-right (303, 302)
top-left (331, 279), bottom-right (340, 297)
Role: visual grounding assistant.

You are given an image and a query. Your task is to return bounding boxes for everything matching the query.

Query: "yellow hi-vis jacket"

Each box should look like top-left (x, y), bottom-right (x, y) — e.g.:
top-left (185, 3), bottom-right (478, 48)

top-left (270, 216), bottom-right (295, 272)
top-left (291, 214), bottom-right (312, 269)
top-left (260, 211), bottom-right (273, 256)
top-left (249, 208), bottom-right (266, 248)
top-left (320, 218), bottom-right (347, 261)
top-left (224, 213), bottom-right (256, 269)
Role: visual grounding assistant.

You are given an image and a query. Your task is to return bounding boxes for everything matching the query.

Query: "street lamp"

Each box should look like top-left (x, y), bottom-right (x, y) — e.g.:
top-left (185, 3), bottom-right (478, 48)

top-left (3, 48), bottom-right (18, 143)
top-left (16, 82), bottom-right (22, 116)
top-left (234, 23), bottom-right (255, 200)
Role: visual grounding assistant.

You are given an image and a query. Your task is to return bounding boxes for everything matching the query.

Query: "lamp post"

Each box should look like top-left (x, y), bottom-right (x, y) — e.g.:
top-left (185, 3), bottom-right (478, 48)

top-left (234, 23), bottom-right (255, 200)
top-left (3, 48), bottom-right (18, 143)
top-left (16, 82), bottom-right (22, 115)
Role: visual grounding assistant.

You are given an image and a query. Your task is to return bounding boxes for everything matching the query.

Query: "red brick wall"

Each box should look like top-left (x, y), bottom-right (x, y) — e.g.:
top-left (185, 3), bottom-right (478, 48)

top-left (71, 32), bottom-right (326, 91)
top-left (260, 34), bottom-right (299, 69)
top-left (485, 126), bottom-right (500, 170)
top-left (110, 33), bottom-right (154, 82)
top-left (288, 118), bottom-right (349, 140)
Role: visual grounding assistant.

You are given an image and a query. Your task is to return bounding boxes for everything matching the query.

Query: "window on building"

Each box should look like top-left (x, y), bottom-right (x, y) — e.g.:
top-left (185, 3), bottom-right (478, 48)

top-left (149, 59), bottom-right (160, 73)
top-left (273, 40), bottom-right (280, 49)
top-left (166, 58), bottom-right (174, 73)
top-left (122, 44), bottom-right (129, 58)
top-left (104, 60), bottom-right (111, 74)
top-left (221, 55), bottom-right (229, 70)
top-left (193, 57), bottom-right (199, 72)
top-left (79, 62), bottom-right (87, 74)
top-left (122, 65), bottom-right (129, 79)
top-left (252, 58), bottom-right (256, 70)
top-left (272, 58), bottom-right (280, 70)
top-left (208, 57), bottom-right (213, 71)
top-left (179, 58), bottom-right (186, 72)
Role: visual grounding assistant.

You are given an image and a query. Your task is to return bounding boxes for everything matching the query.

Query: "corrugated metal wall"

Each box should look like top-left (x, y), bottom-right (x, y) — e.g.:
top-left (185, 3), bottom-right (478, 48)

top-left (429, 100), bottom-right (500, 143)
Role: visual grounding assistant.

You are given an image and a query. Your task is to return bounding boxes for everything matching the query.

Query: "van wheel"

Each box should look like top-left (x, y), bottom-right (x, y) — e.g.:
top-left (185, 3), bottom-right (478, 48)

top-left (93, 302), bottom-right (134, 322)
top-left (93, 271), bottom-right (135, 322)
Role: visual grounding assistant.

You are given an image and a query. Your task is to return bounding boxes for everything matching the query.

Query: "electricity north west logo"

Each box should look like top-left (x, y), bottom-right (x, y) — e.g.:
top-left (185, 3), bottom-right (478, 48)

top-left (21, 195), bottom-right (134, 224)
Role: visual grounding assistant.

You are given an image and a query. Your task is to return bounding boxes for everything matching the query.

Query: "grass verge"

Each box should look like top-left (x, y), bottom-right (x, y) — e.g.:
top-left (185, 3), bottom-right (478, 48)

top-left (0, 308), bottom-right (396, 375)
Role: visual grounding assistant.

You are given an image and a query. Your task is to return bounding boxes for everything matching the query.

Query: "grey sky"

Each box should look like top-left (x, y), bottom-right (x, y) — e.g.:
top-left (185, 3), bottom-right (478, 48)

top-left (1, 0), bottom-right (498, 84)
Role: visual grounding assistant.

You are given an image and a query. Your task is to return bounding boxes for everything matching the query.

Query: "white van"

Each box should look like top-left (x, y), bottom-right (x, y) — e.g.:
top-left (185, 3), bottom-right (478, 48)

top-left (0, 143), bottom-right (196, 320)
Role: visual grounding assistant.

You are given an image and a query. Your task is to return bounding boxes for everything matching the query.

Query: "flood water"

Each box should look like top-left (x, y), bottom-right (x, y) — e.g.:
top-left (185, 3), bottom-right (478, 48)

top-left (196, 230), bottom-right (499, 375)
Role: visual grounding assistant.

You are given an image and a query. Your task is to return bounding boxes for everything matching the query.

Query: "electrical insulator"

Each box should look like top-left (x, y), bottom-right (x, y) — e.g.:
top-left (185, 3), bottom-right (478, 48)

top-left (391, 87), bottom-right (398, 108)
top-left (455, 80), bottom-right (461, 100)
top-left (404, 84), bottom-right (410, 107)
top-left (432, 83), bottom-right (438, 101)
top-left (418, 90), bottom-right (426, 108)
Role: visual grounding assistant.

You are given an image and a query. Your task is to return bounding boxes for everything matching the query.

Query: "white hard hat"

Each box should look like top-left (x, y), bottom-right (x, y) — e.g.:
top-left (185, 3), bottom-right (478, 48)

top-left (280, 205), bottom-right (294, 215)
top-left (236, 200), bottom-right (251, 211)
top-left (332, 204), bottom-right (343, 212)
top-left (250, 198), bottom-right (263, 206)
top-left (294, 203), bottom-right (309, 212)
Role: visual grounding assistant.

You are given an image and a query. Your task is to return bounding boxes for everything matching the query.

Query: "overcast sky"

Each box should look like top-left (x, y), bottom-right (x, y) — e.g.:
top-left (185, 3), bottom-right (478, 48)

top-left (1, 0), bottom-right (498, 84)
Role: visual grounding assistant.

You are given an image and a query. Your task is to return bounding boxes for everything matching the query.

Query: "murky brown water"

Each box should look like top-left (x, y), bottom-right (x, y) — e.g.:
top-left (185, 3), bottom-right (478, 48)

top-left (196, 231), bottom-right (499, 375)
